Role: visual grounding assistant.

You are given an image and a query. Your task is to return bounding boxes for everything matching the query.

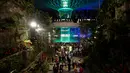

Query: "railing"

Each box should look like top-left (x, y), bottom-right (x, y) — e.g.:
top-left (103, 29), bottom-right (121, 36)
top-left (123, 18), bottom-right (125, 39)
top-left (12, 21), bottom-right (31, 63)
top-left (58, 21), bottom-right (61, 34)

top-left (0, 51), bottom-right (23, 62)
top-left (53, 18), bottom-right (96, 22)
top-left (20, 51), bottom-right (49, 73)
top-left (53, 18), bottom-right (73, 22)
top-left (0, 49), bottom-right (36, 73)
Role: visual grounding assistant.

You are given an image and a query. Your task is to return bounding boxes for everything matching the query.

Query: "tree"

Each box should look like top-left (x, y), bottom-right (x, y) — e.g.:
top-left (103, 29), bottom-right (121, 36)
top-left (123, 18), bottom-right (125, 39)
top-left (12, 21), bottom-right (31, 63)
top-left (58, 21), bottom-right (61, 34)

top-left (35, 11), bottom-right (53, 56)
top-left (82, 0), bottom-right (129, 73)
top-left (0, 0), bottom-right (36, 56)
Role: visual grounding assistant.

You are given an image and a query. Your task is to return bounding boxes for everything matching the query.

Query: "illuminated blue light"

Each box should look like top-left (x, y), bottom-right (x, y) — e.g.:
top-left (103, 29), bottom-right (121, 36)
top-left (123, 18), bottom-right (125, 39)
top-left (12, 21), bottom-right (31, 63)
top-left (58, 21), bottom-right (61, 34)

top-left (76, 0), bottom-right (103, 10)
top-left (87, 28), bottom-right (92, 38)
top-left (54, 27), bottom-right (80, 43)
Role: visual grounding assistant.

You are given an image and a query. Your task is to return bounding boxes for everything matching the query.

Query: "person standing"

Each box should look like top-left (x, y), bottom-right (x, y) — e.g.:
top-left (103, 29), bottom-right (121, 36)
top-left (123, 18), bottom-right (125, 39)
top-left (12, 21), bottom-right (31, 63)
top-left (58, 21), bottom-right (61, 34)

top-left (79, 66), bottom-right (83, 73)
top-left (53, 64), bottom-right (56, 73)
top-left (59, 64), bottom-right (63, 73)
top-left (68, 63), bottom-right (71, 72)
top-left (77, 66), bottom-right (80, 73)
top-left (67, 56), bottom-right (71, 71)
top-left (56, 62), bottom-right (59, 70)
top-left (55, 56), bottom-right (59, 63)
top-left (74, 64), bottom-right (77, 73)
top-left (73, 61), bottom-right (76, 68)
top-left (53, 64), bottom-right (58, 73)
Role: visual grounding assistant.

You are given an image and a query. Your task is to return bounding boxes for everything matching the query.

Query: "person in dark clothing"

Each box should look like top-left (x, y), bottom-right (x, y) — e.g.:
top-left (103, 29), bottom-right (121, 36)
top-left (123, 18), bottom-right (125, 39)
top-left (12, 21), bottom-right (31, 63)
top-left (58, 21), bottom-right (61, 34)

top-left (52, 57), bottom-right (54, 62)
top-left (59, 56), bottom-right (61, 62)
top-left (62, 56), bottom-right (65, 62)
top-left (53, 64), bottom-right (58, 73)
top-left (68, 63), bottom-right (71, 71)
top-left (56, 62), bottom-right (59, 70)
top-left (53, 64), bottom-right (56, 73)
top-left (59, 65), bottom-right (63, 73)
top-left (67, 56), bottom-right (71, 71)
top-left (67, 56), bottom-right (71, 63)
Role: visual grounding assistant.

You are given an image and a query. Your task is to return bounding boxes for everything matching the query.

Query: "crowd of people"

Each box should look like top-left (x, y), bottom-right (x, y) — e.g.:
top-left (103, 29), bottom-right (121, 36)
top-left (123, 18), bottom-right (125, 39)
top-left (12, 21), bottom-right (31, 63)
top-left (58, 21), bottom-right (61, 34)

top-left (52, 44), bottom-right (84, 73)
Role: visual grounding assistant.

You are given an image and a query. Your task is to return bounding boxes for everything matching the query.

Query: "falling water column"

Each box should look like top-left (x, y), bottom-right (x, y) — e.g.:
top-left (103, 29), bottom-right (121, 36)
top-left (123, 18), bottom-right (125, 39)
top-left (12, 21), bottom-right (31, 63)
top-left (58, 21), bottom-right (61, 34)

top-left (58, 0), bottom-right (73, 19)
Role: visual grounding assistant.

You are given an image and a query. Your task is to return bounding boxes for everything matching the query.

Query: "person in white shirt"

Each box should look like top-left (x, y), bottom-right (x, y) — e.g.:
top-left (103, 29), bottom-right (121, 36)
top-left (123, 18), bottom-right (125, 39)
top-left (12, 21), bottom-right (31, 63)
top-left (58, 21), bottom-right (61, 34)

top-left (77, 66), bottom-right (80, 73)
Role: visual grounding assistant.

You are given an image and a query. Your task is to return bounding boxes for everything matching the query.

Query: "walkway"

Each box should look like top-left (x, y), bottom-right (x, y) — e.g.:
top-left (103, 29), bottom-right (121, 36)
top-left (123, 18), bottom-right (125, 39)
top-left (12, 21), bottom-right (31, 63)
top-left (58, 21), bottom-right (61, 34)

top-left (48, 57), bottom-right (86, 73)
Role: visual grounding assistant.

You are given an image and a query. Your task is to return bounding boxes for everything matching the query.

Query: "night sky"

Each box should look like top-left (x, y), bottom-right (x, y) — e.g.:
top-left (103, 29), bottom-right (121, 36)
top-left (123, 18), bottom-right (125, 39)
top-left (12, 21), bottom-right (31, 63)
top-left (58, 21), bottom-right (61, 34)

top-left (35, 0), bottom-right (103, 10)
top-left (34, 0), bottom-right (103, 19)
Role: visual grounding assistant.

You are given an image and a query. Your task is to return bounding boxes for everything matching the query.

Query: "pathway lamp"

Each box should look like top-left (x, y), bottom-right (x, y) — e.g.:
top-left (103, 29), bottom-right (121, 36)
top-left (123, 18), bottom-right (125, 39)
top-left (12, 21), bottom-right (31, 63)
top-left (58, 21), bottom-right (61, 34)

top-left (30, 21), bottom-right (37, 28)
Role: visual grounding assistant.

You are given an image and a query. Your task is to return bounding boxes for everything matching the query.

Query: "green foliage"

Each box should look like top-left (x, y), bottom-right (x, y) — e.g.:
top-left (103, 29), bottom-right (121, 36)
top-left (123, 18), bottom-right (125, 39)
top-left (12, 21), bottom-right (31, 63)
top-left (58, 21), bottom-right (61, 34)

top-left (0, 54), bottom-right (22, 72)
top-left (79, 21), bottom-right (97, 35)
top-left (37, 11), bottom-right (52, 26)
top-left (12, 0), bottom-right (35, 14)
top-left (82, 0), bottom-right (129, 73)
top-left (83, 56), bottom-right (89, 64)
top-left (41, 61), bottom-right (49, 73)
top-left (0, 50), bottom-right (36, 72)
top-left (11, 13), bottom-right (23, 24)
top-left (0, 0), bottom-right (52, 72)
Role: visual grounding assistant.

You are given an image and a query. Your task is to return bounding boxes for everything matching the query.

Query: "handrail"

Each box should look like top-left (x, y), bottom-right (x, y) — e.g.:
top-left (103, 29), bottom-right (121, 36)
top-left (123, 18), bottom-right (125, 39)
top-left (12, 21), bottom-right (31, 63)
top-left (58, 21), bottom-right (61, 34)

top-left (53, 18), bottom-right (96, 22)
top-left (20, 51), bottom-right (46, 72)
top-left (0, 49), bottom-right (32, 63)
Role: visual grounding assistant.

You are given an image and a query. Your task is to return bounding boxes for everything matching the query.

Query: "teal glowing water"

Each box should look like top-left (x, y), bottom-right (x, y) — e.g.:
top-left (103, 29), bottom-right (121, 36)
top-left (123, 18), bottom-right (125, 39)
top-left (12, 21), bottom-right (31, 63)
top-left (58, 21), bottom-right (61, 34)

top-left (54, 27), bottom-right (80, 43)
